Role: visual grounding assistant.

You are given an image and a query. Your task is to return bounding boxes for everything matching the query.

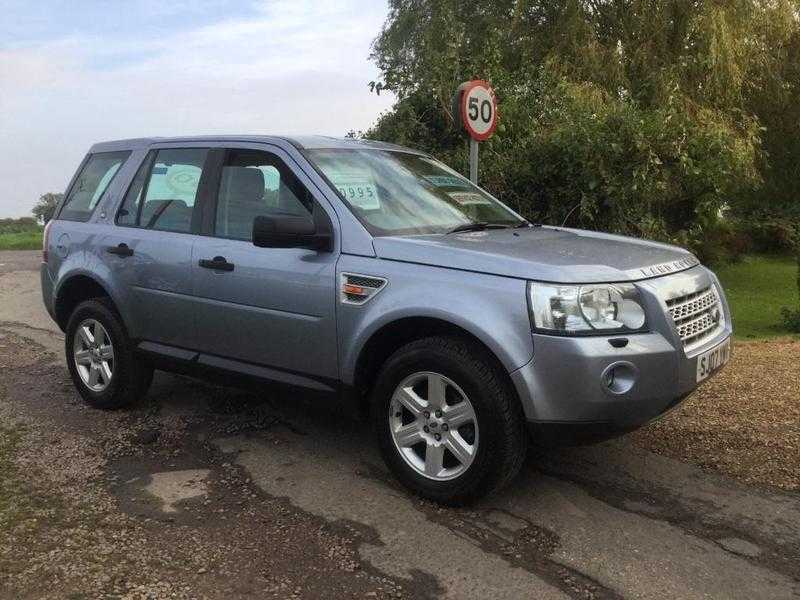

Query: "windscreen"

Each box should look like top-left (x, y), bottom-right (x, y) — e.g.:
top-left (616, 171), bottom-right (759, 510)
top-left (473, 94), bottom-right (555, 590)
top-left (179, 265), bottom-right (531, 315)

top-left (306, 149), bottom-right (524, 236)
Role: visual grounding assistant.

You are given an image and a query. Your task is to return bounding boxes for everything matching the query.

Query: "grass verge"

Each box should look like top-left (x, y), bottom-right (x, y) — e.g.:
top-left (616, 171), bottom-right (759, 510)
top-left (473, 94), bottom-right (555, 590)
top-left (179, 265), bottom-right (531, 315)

top-left (0, 231), bottom-right (42, 251)
top-left (715, 254), bottom-right (799, 339)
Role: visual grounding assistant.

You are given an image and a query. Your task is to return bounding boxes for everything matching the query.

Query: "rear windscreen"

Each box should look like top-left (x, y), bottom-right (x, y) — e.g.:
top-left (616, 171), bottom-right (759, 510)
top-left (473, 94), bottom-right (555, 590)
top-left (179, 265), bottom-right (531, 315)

top-left (59, 151), bottom-right (131, 221)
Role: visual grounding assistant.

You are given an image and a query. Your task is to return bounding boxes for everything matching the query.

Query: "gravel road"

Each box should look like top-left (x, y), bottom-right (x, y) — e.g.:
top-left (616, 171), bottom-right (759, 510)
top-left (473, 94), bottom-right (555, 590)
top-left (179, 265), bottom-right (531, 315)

top-left (1, 250), bottom-right (798, 599)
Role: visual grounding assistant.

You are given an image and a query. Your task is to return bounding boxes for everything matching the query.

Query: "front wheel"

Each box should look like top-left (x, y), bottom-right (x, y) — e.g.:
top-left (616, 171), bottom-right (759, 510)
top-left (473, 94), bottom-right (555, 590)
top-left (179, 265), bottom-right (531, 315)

top-left (372, 336), bottom-right (528, 505)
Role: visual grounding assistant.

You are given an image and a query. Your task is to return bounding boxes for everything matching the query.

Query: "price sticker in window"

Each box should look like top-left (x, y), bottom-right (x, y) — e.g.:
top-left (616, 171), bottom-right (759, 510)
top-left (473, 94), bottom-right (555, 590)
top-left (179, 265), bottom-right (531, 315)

top-left (447, 191), bottom-right (491, 206)
top-left (424, 175), bottom-right (468, 188)
top-left (336, 181), bottom-right (381, 210)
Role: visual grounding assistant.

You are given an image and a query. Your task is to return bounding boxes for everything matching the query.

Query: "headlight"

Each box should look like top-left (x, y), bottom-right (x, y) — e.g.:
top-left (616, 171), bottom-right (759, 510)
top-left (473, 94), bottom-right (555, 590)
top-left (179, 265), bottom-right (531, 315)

top-left (528, 282), bottom-right (647, 334)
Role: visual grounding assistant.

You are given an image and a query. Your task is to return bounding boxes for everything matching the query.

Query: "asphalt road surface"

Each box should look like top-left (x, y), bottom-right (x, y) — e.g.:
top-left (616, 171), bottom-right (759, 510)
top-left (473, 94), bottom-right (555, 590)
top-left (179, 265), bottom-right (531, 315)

top-left (1, 250), bottom-right (798, 599)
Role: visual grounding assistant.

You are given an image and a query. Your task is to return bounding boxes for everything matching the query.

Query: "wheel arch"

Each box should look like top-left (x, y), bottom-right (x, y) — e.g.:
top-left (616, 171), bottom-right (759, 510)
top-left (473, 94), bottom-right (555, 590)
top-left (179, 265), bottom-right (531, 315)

top-left (54, 272), bottom-right (119, 331)
top-left (351, 316), bottom-right (521, 418)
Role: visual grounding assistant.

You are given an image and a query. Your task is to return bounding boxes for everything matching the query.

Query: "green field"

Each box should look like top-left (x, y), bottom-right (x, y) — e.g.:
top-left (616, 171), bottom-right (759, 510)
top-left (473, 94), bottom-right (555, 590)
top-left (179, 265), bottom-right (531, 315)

top-left (715, 255), bottom-right (799, 339)
top-left (0, 230), bottom-right (43, 250)
top-left (0, 218), bottom-right (43, 250)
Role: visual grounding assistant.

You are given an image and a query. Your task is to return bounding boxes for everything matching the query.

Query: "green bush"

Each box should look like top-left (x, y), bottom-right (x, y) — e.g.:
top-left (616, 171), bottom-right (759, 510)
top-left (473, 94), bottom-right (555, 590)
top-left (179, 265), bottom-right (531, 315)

top-left (367, 0), bottom-right (800, 266)
top-left (0, 219), bottom-right (43, 250)
top-left (782, 307), bottom-right (800, 332)
top-left (0, 231), bottom-right (43, 251)
top-left (739, 218), bottom-right (797, 254)
top-left (0, 217), bottom-right (39, 235)
top-left (690, 220), bottom-right (751, 266)
top-left (369, 68), bottom-right (761, 260)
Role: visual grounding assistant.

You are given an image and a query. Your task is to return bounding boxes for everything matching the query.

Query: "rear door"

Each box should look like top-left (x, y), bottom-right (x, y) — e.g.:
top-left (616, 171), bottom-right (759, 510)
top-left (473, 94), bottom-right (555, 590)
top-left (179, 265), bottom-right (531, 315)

top-left (191, 145), bottom-right (340, 382)
top-left (102, 145), bottom-right (217, 350)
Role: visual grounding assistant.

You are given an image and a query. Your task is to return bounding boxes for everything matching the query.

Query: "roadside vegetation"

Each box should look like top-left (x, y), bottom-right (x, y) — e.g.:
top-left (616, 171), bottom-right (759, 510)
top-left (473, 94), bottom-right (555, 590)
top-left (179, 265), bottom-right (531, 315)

top-left (717, 255), bottom-right (800, 339)
top-left (0, 218), bottom-right (42, 251)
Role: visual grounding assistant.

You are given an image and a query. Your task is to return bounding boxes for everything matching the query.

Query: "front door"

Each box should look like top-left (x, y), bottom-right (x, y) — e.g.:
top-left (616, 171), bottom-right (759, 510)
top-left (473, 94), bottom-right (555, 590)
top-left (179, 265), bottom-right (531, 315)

top-left (191, 146), bottom-right (339, 381)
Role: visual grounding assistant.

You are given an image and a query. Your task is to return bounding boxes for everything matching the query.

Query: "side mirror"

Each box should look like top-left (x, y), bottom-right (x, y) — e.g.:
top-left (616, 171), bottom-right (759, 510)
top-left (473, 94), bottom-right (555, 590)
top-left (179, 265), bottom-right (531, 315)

top-left (252, 214), bottom-right (332, 251)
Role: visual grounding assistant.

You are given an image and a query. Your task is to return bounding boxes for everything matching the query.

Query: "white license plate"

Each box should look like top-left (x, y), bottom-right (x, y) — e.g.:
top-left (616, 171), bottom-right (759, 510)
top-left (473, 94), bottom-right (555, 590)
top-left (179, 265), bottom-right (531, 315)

top-left (696, 338), bottom-right (731, 382)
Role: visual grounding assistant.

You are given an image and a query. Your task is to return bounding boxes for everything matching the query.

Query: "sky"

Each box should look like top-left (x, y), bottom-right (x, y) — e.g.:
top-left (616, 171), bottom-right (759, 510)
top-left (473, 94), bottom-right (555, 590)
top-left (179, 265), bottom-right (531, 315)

top-left (0, 0), bottom-right (396, 218)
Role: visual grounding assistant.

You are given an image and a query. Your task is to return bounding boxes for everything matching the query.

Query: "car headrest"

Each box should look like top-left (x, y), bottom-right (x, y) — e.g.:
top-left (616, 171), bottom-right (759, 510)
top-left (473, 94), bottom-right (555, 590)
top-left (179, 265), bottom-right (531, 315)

top-left (220, 167), bottom-right (265, 204)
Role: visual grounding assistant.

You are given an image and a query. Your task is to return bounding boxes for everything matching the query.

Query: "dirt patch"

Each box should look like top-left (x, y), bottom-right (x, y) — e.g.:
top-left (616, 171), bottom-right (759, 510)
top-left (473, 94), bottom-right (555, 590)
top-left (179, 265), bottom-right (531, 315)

top-left (631, 338), bottom-right (800, 492)
top-left (0, 330), bottom-right (413, 599)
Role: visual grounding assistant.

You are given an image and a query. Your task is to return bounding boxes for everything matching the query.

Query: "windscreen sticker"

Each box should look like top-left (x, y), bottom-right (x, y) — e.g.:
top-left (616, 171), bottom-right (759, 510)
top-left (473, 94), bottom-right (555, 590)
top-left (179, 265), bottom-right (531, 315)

top-left (335, 181), bottom-right (381, 210)
top-left (424, 174), bottom-right (469, 188)
top-left (447, 191), bottom-right (492, 206)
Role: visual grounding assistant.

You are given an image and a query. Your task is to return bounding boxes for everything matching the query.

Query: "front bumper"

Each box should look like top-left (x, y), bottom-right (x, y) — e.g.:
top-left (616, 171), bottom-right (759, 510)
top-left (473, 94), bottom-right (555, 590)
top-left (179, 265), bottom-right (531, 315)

top-left (510, 265), bottom-right (732, 436)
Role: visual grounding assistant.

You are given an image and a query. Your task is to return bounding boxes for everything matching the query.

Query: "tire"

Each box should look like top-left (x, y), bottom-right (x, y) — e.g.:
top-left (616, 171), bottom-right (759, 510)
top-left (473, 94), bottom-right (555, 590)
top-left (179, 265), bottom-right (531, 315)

top-left (372, 335), bottom-right (527, 505)
top-left (65, 299), bottom-right (153, 409)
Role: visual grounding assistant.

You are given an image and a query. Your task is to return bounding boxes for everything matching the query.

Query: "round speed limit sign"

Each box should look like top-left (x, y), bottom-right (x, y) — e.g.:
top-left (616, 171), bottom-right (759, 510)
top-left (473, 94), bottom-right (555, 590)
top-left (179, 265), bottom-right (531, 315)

top-left (460, 80), bottom-right (497, 141)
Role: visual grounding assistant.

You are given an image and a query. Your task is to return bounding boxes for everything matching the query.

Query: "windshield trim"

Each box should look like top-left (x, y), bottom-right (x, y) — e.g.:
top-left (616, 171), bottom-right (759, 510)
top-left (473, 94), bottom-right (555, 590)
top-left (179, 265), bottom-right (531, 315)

top-left (302, 147), bottom-right (525, 238)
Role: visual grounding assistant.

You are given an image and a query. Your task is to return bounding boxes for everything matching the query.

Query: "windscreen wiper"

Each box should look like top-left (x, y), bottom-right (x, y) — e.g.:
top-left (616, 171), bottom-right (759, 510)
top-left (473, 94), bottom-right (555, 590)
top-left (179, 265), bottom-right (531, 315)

top-left (446, 222), bottom-right (513, 234)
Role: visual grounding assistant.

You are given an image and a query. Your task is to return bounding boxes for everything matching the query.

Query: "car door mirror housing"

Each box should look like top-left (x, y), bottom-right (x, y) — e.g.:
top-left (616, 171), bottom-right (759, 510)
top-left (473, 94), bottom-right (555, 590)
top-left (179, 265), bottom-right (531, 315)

top-left (252, 214), bottom-right (331, 251)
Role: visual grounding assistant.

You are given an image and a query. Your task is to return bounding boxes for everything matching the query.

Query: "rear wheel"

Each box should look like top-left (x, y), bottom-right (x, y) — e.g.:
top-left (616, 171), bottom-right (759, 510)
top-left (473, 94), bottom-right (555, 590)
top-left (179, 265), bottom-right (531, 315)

top-left (372, 336), bottom-right (527, 505)
top-left (65, 299), bottom-right (153, 409)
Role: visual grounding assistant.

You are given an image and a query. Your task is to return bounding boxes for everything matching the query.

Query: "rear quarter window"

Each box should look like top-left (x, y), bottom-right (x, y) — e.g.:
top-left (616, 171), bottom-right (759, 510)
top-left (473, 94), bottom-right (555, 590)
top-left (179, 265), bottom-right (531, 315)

top-left (58, 151), bottom-right (131, 221)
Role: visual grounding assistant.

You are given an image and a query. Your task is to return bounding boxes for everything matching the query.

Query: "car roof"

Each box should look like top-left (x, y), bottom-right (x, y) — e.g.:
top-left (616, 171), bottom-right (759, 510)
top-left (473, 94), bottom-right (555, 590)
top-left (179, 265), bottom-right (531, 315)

top-left (89, 135), bottom-right (425, 155)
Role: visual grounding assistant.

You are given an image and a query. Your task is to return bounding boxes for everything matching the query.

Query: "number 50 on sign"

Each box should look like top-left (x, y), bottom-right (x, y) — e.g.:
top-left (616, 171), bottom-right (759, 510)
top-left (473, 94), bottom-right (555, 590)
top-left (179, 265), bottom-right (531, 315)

top-left (459, 81), bottom-right (497, 141)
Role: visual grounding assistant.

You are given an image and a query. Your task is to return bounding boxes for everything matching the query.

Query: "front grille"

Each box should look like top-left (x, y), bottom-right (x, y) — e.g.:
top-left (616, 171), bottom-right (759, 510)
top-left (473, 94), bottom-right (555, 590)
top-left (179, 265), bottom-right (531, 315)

top-left (665, 286), bottom-right (723, 349)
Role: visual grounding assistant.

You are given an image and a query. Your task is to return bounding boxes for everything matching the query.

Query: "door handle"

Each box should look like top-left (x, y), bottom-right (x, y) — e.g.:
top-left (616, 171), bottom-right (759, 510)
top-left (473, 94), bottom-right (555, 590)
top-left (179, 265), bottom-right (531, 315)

top-left (106, 243), bottom-right (134, 257)
top-left (199, 256), bottom-right (235, 272)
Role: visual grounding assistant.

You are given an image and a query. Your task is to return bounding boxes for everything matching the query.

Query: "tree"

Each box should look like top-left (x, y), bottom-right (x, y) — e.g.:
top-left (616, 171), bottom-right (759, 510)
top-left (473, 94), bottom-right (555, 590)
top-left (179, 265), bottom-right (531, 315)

top-left (32, 193), bottom-right (62, 225)
top-left (367, 0), bottom-right (800, 263)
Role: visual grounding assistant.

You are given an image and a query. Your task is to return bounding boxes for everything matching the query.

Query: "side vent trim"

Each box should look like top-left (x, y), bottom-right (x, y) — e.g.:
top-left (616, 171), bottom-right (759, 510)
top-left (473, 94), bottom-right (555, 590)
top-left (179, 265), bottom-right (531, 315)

top-left (341, 273), bottom-right (387, 305)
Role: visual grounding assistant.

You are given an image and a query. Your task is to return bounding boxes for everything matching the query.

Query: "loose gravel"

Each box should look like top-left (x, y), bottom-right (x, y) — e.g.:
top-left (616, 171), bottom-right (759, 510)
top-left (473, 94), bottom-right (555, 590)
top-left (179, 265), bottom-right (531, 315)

top-left (631, 338), bottom-right (800, 492)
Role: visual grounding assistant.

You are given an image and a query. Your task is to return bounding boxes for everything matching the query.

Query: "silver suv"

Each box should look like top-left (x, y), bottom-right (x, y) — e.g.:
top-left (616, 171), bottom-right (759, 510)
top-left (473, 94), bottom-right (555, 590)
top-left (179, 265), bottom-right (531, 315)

top-left (41, 136), bottom-right (732, 504)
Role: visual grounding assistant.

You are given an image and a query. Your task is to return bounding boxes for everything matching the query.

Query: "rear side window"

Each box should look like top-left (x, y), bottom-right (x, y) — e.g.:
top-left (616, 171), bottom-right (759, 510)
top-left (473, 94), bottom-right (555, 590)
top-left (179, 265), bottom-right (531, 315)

top-left (59, 151), bottom-right (131, 221)
top-left (117, 148), bottom-right (208, 233)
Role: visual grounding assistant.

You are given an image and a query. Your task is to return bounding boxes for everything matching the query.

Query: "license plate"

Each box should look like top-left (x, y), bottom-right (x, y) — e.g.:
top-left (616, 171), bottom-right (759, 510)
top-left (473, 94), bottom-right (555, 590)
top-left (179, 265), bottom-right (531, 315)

top-left (696, 338), bottom-right (731, 382)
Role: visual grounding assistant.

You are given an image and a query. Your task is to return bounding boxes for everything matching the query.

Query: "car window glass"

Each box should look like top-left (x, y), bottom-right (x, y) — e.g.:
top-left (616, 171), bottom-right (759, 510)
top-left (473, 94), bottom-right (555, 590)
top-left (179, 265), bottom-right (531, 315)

top-left (214, 149), bottom-right (314, 241)
top-left (116, 152), bottom-right (154, 227)
top-left (307, 149), bottom-right (523, 236)
top-left (60, 151), bottom-right (131, 221)
top-left (117, 148), bottom-right (208, 232)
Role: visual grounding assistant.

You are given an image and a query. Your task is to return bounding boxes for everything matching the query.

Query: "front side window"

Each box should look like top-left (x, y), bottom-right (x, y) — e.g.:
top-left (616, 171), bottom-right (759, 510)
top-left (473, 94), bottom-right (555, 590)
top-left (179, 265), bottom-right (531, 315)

top-left (214, 149), bottom-right (314, 241)
top-left (117, 148), bottom-right (208, 233)
top-left (306, 149), bottom-right (524, 236)
top-left (60, 151), bottom-right (131, 221)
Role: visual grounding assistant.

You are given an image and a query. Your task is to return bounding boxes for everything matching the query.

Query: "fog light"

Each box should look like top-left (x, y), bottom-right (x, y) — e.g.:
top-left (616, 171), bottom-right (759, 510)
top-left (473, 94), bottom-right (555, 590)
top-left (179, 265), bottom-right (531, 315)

top-left (601, 362), bottom-right (637, 395)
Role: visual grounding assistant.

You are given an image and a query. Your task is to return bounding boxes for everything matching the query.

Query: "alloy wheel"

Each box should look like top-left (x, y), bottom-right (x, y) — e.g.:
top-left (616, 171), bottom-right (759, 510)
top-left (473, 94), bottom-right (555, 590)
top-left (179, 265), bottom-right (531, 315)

top-left (389, 371), bottom-right (479, 481)
top-left (73, 318), bottom-right (114, 392)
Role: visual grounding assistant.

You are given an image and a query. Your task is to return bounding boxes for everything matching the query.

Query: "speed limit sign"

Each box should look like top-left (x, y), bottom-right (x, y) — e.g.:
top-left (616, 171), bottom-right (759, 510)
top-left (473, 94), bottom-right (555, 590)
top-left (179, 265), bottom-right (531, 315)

top-left (460, 80), bottom-right (497, 141)
top-left (453, 80), bottom-right (498, 183)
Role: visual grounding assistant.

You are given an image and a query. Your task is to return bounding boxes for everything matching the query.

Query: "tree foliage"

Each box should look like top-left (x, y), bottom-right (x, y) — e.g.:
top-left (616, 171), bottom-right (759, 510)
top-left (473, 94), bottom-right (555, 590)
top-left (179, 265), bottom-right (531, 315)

top-left (31, 193), bottom-right (62, 225)
top-left (367, 0), bottom-right (800, 264)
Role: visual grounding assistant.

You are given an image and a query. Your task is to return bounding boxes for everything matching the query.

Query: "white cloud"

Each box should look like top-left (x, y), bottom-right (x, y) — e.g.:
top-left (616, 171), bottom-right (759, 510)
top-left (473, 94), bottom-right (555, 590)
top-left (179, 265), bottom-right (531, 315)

top-left (0, 0), bottom-right (394, 217)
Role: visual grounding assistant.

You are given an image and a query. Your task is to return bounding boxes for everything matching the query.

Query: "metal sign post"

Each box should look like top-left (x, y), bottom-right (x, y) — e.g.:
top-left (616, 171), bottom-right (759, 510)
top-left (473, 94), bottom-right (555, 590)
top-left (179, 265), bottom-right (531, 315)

top-left (453, 80), bottom-right (498, 185)
top-left (469, 138), bottom-right (479, 184)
